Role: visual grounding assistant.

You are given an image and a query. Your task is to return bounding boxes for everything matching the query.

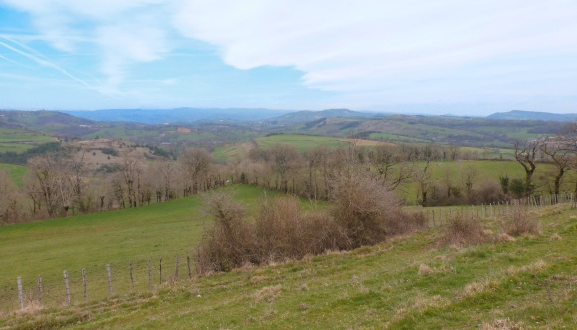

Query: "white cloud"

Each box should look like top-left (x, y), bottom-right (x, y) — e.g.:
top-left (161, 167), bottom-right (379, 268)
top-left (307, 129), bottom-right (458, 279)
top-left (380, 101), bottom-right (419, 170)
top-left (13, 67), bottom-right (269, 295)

top-left (1, 0), bottom-right (175, 92)
top-left (173, 0), bottom-right (577, 103)
top-left (2, 0), bottom-right (577, 107)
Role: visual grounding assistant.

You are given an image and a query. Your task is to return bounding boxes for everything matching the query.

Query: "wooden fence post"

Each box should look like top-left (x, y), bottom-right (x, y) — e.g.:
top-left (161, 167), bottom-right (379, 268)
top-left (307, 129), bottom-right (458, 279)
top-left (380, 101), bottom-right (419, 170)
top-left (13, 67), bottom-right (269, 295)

top-left (159, 259), bottom-right (163, 284)
top-left (17, 276), bottom-right (24, 310)
top-left (37, 275), bottom-right (43, 308)
top-left (187, 256), bottom-right (192, 279)
top-left (63, 270), bottom-right (71, 306)
top-left (175, 256), bottom-right (180, 281)
top-left (130, 261), bottom-right (135, 291)
top-left (148, 259), bottom-right (152, 291)
top-left (82, 269), bottom-right (87, 302)
top-left (106, 264), bottom-right (113, 296)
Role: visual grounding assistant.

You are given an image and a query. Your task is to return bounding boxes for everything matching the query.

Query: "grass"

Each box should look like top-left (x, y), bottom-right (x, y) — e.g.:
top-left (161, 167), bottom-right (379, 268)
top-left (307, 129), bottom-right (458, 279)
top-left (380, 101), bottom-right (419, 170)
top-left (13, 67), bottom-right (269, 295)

top-left (254, 134), bottom-right (351, 153)
top-left (2, 202), bottom-right (577, 329)
top-left (0, 163), bottom-right (28, 186)
top-left (0, 185), bottom-right (284, 310)
top-left (0, 128), bottom-right (55, 154)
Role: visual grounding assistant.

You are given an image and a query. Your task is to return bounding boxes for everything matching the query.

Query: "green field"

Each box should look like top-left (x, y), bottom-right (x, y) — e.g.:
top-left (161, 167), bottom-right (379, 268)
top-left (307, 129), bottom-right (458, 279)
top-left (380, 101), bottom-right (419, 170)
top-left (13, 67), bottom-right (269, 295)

top-left (0, 185), bottom-right (286, 309)
top-left (0, 163), bottom-right (28, 186)
top-left (0, 128), bottom-right (55, 154)
top-left (396, 160), bottom-right (577, 205)
top-left (2, 201), bottom-right (577, 329)
top-left (211, 135), bottom-right (354, 162)
top-left (255, 134), bottom-right (351, 152)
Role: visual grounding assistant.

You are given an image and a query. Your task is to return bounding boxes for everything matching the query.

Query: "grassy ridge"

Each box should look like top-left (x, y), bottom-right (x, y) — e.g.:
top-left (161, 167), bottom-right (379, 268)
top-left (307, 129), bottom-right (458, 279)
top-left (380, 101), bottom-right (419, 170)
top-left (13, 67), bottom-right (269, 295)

top-left (2, 204), bottom-right (577, 329)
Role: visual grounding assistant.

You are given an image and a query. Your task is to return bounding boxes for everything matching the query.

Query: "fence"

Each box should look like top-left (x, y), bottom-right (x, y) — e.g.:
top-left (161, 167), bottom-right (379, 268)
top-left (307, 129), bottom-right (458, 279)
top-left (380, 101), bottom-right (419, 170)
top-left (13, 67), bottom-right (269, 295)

top-left (422, 192), bottom-right (576, 227)
top-left (0, 254), bottom-right (194, 315)
top-left (2, 193), bottom-right (575, 315)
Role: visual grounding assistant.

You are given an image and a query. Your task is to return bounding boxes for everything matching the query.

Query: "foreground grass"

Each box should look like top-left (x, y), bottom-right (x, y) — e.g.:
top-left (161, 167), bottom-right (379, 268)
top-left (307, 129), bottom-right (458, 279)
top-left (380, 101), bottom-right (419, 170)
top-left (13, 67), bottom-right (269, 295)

top-left (2, 204), bottom-right (576, 329)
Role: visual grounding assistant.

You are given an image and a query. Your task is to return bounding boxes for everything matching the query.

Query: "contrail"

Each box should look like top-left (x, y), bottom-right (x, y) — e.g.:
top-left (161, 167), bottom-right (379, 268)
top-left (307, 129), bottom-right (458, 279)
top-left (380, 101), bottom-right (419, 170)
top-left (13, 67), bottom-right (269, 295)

top-left (0, 53), bottom-right (28, 68)
top-left (0, 39), bottom-right (93, 89)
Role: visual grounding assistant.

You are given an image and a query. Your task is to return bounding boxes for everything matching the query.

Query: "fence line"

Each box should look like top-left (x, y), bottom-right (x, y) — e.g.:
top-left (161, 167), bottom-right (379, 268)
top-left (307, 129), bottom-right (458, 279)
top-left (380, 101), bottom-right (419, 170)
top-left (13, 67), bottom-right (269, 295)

top-left (1, 254), bottom-right (192, 315)
top-left (423, 192), bottom-right (575, 227)
top-left (2, 192), bottom-right (574, 315)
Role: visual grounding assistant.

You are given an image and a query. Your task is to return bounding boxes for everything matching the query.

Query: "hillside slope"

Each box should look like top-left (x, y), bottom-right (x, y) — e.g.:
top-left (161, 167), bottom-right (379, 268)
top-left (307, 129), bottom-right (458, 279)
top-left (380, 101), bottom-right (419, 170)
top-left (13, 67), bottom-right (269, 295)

top-left (2, 203), bottom-right (576, 329)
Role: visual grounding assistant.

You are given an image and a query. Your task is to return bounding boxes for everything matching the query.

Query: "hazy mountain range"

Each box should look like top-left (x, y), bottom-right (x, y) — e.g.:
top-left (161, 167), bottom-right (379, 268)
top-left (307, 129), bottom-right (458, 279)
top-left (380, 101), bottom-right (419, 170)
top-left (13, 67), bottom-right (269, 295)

top-left (28, 108), bottom-right (577, 125)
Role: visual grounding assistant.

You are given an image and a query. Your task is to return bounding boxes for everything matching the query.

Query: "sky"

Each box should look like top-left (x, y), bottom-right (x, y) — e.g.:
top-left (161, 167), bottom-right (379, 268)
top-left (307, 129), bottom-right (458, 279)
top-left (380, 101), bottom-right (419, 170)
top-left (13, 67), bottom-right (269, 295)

top-left (0, 0), bottom-right (576, 116)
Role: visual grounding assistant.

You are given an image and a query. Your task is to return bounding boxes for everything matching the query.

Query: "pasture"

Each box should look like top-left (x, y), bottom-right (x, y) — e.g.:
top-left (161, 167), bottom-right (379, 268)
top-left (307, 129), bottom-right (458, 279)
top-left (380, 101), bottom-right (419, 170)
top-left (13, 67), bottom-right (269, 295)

top-left (0, 185), bottom-right (281, 310)
top-left (0, 163), bottom-right (27, 186)
top-left (0, 128), bottom-right (55, 154)
top-left (2, 202), bottom-right (577, 329)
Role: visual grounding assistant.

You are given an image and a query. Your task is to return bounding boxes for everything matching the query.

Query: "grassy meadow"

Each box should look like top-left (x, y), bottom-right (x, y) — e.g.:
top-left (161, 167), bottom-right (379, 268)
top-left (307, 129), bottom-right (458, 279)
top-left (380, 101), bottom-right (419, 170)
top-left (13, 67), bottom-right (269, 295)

top-left (0, 163), bottom-right (28, 186)
top-left (0, 185), bottom-right (285, 311)
top-left (0, 128), bottom-right (55, 154)
top-left (2, 201), bottom-right (577, 329)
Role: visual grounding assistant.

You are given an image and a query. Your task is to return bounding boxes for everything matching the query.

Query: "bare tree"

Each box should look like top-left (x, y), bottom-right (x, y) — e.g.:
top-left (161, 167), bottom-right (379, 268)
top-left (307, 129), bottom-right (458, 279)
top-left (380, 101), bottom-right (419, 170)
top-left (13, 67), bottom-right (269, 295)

top-left (179, 147), bottom-right (212, 196)
top-left (514, 139), bottom-right (544, 197)
top-left (0, 170), bottom-right (21, 224)
top-left (269, 144), bottom-right (301, 193)
top-left (540, 140), bottom-right (572, 196)
top-left (409, 147), bottom-right (440, 207)
top-left (369, 144), bottom-right (409, 191)
top-left (26, 153), bottom-right (72, 217)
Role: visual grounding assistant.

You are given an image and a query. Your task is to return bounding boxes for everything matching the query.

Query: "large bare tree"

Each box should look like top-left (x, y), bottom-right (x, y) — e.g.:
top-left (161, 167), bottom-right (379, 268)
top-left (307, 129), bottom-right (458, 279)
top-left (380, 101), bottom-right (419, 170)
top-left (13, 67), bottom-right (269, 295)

top-left (179, 147), bottom-right (212, 196)
top-left (514, 138), bottom-right (544, 197)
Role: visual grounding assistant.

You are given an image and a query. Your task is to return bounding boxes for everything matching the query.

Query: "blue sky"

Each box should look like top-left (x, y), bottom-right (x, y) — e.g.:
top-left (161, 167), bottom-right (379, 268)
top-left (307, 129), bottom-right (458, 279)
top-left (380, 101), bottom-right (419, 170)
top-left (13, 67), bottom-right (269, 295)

top-left (0, 0), bottom-right (576, 115)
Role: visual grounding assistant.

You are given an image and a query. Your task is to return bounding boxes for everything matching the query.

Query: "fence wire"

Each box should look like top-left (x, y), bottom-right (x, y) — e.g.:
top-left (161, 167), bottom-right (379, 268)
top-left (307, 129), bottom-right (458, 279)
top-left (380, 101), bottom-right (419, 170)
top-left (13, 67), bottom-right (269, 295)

top-left (1, 254), bottom-right (193, 314)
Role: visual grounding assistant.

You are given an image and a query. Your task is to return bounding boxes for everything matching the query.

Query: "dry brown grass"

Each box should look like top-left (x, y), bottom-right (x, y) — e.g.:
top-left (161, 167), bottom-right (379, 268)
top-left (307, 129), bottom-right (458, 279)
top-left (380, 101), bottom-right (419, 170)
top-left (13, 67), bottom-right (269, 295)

top-left (480, 318), bottom-right (527, 330)
top-left (439, 215), bottom-right (487, 247)
top-left (252, 285), bottom-right (282, 303)
top-left (504, 205), bottom-right (540, 236)
top-left (418, 264), bottom-right (435, 276)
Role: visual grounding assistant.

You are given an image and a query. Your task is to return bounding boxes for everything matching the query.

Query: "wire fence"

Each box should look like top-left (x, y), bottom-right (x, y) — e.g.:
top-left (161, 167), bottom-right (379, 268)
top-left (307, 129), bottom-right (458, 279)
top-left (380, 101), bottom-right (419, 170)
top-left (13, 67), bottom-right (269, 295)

top-left (1, 193), bottom-right (575, 315)
top-left (0, 254), bottom-right (193, 315)
top-left (422, 192), bottom-right (576, 227)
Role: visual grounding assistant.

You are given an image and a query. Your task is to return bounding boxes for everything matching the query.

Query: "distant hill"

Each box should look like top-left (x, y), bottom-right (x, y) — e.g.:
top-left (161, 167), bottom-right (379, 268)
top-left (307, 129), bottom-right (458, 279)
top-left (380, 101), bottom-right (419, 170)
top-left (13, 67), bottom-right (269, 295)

top-left (60, 108), bottom-right (294, 124)
top-left (268, 108), bottom-right (386, 124)
top-left (487, 110), bottom-right (577, 122)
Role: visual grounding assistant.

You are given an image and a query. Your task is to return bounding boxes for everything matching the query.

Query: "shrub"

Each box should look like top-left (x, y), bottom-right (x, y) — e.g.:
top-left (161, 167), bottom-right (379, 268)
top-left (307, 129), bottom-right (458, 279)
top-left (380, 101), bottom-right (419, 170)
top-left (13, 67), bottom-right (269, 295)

top-left (471, 181), bottom-right (508, 205)
top-left (504, 204), bottom-right (539, 236)
top-left (254, 196), bottom-right (347, 263)
top-left (196, 193), bottom-right (347, 275)
top-left (194, 192), bottom-right (255, 274)
top-left (330, 170), bottom-right (425, 248)
top-left (439, 215), bottom-right (486, 247)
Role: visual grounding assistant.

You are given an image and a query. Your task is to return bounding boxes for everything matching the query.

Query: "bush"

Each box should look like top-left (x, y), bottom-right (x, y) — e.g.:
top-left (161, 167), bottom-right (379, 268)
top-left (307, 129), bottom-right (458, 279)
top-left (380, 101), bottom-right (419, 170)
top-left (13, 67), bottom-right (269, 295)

top-left (504, 204), bottom-right (539, 236)
top-left (254, 197), bottom-right (347, 262)
top-left (470, 181), bottom-right (508, 205)
top-left (330, 169), bottom-right (425, 248)
top-left (439, 215), bottom-right (486, 246)
top-left (194, 192), bottom-right (255, 274)
top-left (195, 193), bottom-right (347, 275)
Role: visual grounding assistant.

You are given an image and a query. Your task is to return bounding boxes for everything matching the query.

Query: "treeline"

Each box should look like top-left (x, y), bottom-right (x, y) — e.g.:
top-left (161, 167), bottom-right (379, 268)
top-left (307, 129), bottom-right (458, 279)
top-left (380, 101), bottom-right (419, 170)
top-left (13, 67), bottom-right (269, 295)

top-left (3, 125), bottom-right (577, 225)
top-left (0, 142), bottom-right (61, 165)
top-left (0, 145), bottom-right (229, 224)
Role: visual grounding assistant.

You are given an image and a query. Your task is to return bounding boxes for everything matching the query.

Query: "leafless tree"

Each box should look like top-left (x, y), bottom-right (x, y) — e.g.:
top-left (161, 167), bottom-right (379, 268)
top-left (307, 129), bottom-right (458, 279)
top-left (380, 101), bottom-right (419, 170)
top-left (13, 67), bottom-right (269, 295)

top-left (179, 147), bottom-right (212, 196)
top-left (269, 144), bottom-right (301, 193)
top-left (514, 138), bottom-right (544, 196)
top-left (0, 170), bottom-right (21, 224)
top-left (540, 140), bottom-right (572, 196)
top-left (369, 144), bottom-right (409, 191)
